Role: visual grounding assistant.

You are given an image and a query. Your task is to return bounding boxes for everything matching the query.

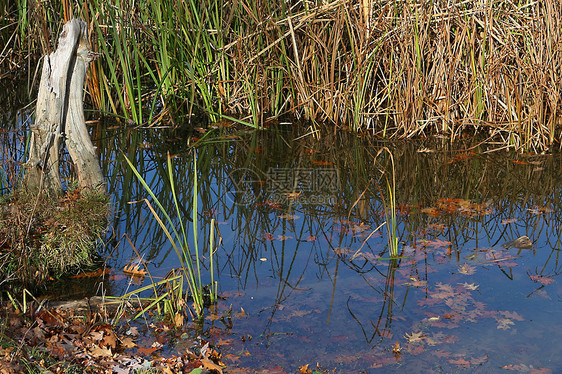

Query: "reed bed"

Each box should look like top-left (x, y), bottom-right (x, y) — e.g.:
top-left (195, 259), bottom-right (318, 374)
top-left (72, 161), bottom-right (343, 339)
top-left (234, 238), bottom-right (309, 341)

top-left (6, 0), bottom-right (562, 151)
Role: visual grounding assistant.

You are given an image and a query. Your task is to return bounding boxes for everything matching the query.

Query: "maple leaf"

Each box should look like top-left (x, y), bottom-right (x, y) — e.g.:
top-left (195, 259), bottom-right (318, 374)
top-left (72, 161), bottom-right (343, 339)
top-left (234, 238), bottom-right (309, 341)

top-left (458, 263), bottom-right (476, 275)
top-left (404, 331), bottom-right (424, 344)
top-left (432, 282), bottom-right (455, 299)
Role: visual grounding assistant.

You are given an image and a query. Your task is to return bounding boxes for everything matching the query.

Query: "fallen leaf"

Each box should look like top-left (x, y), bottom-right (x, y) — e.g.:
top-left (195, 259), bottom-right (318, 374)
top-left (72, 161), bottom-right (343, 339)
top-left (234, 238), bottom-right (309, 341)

top-left (102, 330), bottom-right (118, 348)
top-left (421, 207), bottom-right (441, 217)
top-left (123, 263), bottom-right (147, 277)
top-left (529, 275), bottom-right (555, 285)
top-left (89, 344), bottom-right (112, 358)
top-left (499, 311), bottom-right (524, 321)
top-left (448, 357), bottom-right (471, 367)
top-left (201, 358), bottom-right (224, 373)
top-left (458, 282), bottom-right (479, 291)
top-left (121, 337), bottom-right (136, 349)
top-left (408, 278), bottom-right (427, 287)
top-left (137, 346), bottom-right (160, 356)
top-left (404, 331), bottom-right (424, 344)
top-left (496, 318), bottom-right (515, 330)
top-left (503, 236), bottom-right (533, 249)
top-left (458, 263), bottom-right (476, 275)
top-left (174, 312), bottom-right (184, 328)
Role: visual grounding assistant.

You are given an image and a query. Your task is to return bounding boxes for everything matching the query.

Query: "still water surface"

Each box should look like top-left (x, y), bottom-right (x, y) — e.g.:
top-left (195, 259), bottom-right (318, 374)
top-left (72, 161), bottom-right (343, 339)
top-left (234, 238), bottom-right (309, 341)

top-left (99, 127), bottom-right (561, 373)
top-left (2, 107), bottom-right (562, 372)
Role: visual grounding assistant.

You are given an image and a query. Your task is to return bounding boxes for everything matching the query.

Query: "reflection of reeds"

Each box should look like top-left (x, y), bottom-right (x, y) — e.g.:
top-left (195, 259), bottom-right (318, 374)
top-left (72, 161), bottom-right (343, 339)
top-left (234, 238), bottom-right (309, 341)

top-left (96, 127), bottom-right (562, 281)
top-left (7, 1), bottom-right (562, 149)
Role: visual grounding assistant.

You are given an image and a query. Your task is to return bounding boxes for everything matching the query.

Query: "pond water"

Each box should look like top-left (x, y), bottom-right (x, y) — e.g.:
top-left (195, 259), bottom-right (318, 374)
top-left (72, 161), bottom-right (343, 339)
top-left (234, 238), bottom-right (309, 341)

top-left (2, 95), bottom-right (562, 372)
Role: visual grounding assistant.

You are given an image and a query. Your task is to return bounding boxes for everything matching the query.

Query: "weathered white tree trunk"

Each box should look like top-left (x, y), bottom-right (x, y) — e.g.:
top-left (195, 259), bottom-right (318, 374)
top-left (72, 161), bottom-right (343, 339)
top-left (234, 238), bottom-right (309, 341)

top-left (26, 18), bottom-right (105, 195)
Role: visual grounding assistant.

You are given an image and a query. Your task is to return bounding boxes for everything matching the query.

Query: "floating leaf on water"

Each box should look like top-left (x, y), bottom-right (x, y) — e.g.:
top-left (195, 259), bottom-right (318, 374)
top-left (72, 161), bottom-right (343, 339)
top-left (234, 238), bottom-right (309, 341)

top-left (502, 235), bottom-right (533, 249)
top-left (501, 218), bottom-right (518, 225)
top-left (529, 275), bottom-right (555, 285)
top-left (123, 263), bottom-right (147, 277)
top-left (458, 263), bottom-right (476, 275)
top-left (496, 318), bottom-right (515, 330)
top-left (458, 282), bottom-right (479, 291)
top-left (404, 331), bottom-right (424, 343)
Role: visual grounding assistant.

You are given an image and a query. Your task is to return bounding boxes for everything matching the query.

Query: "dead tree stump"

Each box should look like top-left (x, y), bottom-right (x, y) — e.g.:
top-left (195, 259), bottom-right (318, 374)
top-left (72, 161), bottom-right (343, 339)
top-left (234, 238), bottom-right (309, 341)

top-left (25, 18), bottom-right (105, 195)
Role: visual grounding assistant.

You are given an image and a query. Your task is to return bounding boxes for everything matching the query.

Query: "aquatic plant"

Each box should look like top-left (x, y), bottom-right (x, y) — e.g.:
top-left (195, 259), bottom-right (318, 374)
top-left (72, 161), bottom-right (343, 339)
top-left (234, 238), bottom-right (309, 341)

top-left (6, 0), bottom-right (561, 151)
top-left (0, 186), bottom-right (110, 286)
top-left (122, 152), bottom-right (217, 320)
top-left (374, 147), bottom-right (399, 257)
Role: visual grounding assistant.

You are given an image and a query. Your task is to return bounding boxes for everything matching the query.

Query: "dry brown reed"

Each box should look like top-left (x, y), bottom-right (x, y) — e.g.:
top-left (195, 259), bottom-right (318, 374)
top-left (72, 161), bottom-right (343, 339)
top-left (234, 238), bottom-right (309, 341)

top-left (6, 0), bottom-right (562, 152)
top-left (223, 0), bottom-right (562, 152)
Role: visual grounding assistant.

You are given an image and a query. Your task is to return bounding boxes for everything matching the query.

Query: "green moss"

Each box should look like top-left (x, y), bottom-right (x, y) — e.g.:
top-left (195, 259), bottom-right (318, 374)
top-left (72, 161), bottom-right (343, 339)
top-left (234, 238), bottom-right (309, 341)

top-left (0, 186), bottom-right (110, 286)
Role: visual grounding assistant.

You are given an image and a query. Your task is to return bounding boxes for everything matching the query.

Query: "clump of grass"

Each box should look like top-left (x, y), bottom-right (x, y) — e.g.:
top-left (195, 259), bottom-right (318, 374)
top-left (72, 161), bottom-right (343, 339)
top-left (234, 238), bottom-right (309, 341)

top-left (0, 186), bottom-right (110, 286)
top-left (122, 152), bottom-right (217, 321)
top-left (374, 147), bottom-right (399, 258)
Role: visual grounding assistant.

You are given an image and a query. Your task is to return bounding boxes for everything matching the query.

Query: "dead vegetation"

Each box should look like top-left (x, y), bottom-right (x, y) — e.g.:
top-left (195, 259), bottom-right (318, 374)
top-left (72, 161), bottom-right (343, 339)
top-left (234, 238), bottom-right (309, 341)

top-left (0, 187), bottom-right (109, 287)
top-left (3, 0), bottom-right (562, 152)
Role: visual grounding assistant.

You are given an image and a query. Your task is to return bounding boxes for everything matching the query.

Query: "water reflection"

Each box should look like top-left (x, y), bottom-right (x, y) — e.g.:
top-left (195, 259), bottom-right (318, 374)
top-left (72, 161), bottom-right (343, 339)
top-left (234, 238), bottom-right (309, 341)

top-left (2, 114), bottom-right (562, 370)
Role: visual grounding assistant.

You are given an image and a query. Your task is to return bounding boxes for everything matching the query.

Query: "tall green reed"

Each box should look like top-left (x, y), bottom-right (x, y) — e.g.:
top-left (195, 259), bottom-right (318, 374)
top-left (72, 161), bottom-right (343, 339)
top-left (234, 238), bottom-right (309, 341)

top-left (375, 147), bottom-right (399, 257)
top-left (123, 152), bottom-right (216, 319)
